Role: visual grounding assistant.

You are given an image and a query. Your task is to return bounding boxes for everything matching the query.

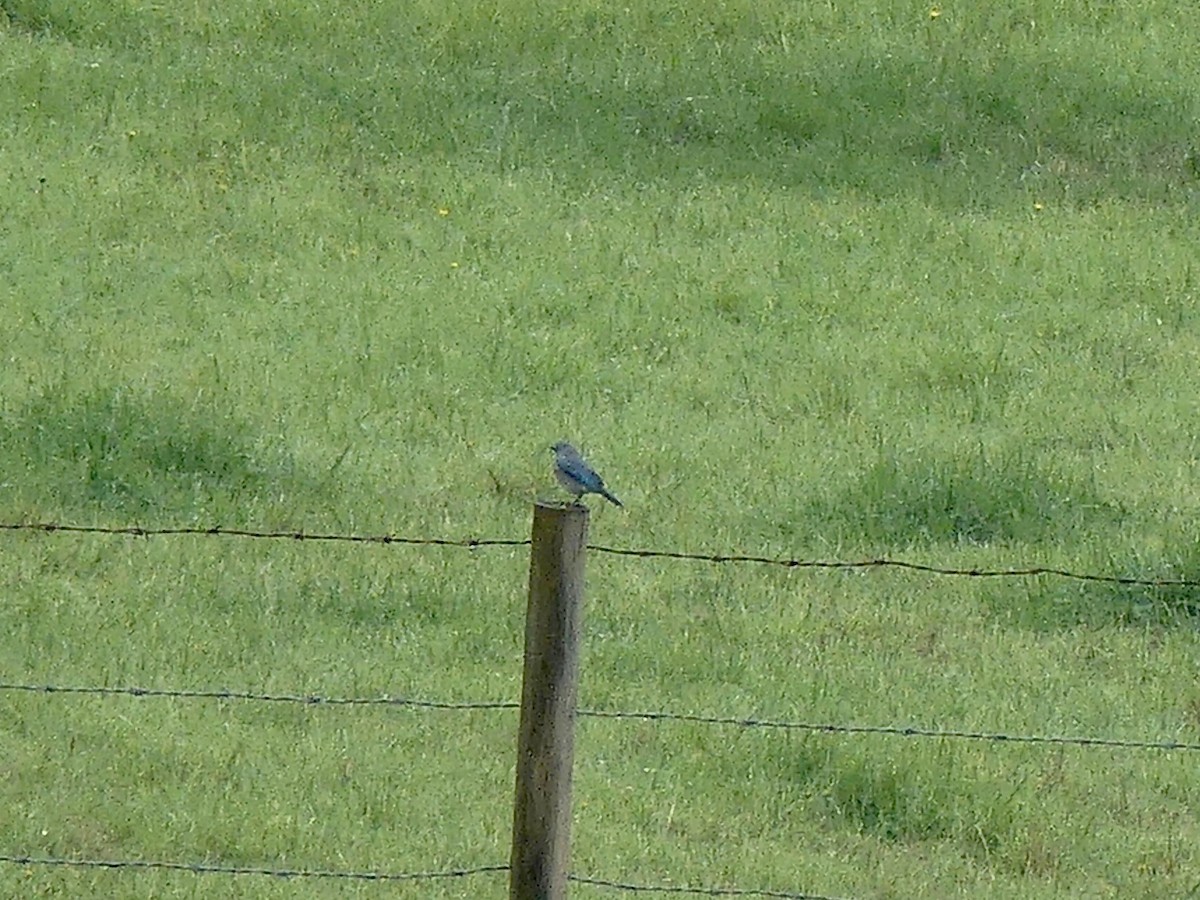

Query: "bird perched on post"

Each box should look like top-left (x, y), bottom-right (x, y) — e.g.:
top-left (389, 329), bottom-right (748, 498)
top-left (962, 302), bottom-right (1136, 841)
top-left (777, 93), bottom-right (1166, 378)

top-left (551, 441), bottom-right (623, 507)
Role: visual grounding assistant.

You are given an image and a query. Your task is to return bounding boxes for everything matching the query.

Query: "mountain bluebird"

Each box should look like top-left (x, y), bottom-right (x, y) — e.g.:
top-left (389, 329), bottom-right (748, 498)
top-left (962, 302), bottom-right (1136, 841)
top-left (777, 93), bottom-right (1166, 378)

top-left (551, 441), bottom-right (623, 507)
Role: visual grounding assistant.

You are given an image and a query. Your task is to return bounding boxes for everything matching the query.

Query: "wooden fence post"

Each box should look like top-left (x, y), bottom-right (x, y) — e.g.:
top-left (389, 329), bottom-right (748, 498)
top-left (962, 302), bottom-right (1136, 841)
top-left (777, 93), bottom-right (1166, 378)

top-left (509, 501), bottom-right (589, 900)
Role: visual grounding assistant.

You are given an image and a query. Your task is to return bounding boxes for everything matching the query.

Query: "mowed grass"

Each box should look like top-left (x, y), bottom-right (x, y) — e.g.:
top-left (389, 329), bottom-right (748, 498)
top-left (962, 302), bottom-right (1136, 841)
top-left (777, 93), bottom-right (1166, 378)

top-left (2, 0), bottom-right (1200, 897)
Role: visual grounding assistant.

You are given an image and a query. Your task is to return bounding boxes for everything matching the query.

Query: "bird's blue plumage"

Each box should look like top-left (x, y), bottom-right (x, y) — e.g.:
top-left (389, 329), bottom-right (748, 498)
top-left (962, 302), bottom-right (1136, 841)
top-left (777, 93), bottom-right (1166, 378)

top-left (551, 441), bottom-right (623, 507)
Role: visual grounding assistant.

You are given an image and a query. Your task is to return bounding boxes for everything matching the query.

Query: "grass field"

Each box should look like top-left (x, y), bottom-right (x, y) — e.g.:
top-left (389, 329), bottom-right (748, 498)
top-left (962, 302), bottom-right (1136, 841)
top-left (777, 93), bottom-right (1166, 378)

top-left (3, 1), bottom-right (1200, 896)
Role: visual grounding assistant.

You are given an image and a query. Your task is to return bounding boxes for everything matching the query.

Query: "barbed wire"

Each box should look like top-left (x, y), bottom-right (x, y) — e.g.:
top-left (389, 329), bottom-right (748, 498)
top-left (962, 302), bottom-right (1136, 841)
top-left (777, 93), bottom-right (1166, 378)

top-left (0, 853), bottom-right (507, 882)
top-left (0, 855), bottom-right (841, 898)
top-left (0, 681), bottom-right (519, 711)
top-left (2, 681), bottom-right (1196, 752)
top-left (2, 521), bottom-right (1190, 900)
top-left (588, 543), bottom-right (1200, 587)
top-left (4, 520), bottom-right (1200, 587)
top-left (570, 873), bottom-right (848, 898)
top-left (578, 708), bottom-right (1200, 752)
top-left (0, 520), bottom-right (526, 550)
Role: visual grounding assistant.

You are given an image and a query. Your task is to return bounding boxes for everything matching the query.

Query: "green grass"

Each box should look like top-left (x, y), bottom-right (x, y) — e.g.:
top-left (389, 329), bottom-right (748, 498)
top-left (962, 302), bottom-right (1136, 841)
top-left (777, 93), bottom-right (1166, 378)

top-left (3, 0), bottom-right (1200, 896)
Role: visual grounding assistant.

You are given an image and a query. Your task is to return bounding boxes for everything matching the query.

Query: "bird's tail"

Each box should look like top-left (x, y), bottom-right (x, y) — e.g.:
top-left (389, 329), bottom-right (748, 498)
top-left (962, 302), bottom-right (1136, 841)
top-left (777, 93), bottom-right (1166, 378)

top-left (600, 487), bottom-right (624, 508)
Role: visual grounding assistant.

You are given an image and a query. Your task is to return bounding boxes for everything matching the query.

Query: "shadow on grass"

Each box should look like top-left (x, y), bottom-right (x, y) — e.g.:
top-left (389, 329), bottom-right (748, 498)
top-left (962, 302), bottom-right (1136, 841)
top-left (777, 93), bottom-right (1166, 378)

top-left (12, 4), bottom-right (1197, 209)
top-left (810, 448), bottom-right (1120, 548)
top-left (387, 16), bottom-right (1200, 209)
top-left (0, 386), bottom-right (304, 521)
top-left (981, 547), bottom-right (1200, 631)
top-left (751, 733), bottom-right (1037, 875)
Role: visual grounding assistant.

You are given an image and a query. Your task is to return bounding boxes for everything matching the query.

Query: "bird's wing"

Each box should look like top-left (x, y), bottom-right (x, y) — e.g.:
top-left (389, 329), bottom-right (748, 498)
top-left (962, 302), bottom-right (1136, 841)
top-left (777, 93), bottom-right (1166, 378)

top-left (558, 457), bottom-right (600, 489)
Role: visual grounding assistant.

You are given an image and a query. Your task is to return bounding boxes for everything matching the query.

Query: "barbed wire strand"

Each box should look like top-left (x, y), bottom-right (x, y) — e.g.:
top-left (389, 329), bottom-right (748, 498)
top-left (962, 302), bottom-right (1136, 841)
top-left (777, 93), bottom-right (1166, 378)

top-left (4, 521), bottom-right (1199, 587)
top-left (0, 521), bottom-right (526, 550)
top-left (0, 855), bottom-right (842, 898)
top-left (570, 873), bottom-right (848, 898)
top-left (0, 854), bottom-right (507, 882)
top-left (0, 682), bottom-right (518, 711)
top-left (577, 708), bottom-right (1200, 752)
top-left (1, 682), bottom-right (1196, 752)
top-left (588, 543), bottom-right (1200, 587)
